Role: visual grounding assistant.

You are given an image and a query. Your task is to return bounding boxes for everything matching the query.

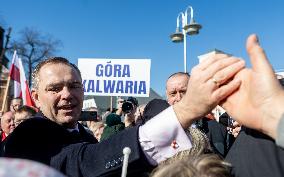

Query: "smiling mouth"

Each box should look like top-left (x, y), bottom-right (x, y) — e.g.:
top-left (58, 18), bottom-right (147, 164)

top-left (58, 105), bottom-right (76, 112)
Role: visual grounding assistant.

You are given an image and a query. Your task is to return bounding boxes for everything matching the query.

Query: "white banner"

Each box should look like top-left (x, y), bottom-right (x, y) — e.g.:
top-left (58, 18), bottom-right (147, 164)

top-left (78, 58), bottom-right (151, 97)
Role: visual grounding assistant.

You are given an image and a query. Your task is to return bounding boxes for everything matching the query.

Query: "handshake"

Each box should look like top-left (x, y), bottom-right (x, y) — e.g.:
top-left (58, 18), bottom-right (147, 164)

top-left (173, 34), bottom-right (284, 142)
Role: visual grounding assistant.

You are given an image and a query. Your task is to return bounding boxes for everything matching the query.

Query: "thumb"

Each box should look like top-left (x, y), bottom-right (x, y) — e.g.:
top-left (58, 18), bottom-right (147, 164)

top-left (246, 34), bottom-right (274, 75)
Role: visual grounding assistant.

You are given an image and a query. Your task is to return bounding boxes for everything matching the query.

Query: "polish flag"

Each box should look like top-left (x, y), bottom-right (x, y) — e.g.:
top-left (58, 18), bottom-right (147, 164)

top-left (9, 51), bottom-right (35, 107)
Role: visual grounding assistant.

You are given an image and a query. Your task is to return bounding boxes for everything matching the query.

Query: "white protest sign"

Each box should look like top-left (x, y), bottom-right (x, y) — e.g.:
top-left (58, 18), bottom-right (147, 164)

top-left (78, 58), bottom-right (151, 97)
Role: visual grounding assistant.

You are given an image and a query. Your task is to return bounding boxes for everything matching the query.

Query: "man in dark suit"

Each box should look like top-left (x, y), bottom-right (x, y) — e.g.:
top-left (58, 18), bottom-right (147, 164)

top-left (166, 72), bottom-right (235, 157)
top-left (2, 55), bottom-right (244, 176)
top-left (3, 57), bottom-right (152, 176)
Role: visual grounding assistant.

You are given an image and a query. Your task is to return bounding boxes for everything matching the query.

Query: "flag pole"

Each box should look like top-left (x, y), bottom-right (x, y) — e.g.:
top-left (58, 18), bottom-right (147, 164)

top-left (1, 75), bottom-right (11, 112)
top-left (110, 96), bottom-right (113, 112)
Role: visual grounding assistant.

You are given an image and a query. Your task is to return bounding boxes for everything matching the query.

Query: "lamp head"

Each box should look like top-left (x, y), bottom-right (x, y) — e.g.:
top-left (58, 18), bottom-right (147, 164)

top-left (184, 18), bottom-right (202, 35)
top-left (170, 28), bottom-right (184, 43)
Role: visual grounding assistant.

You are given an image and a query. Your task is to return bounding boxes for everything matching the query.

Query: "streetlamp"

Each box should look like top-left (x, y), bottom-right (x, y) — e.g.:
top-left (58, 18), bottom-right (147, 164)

top-left (170, 6), bottom-right (202, 72)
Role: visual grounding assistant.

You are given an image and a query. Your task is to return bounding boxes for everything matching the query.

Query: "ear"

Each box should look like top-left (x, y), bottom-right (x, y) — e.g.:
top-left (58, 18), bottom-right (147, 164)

top-left (165, 90), bottom-right (169, 100)
top-left (31, 89), bottom-right (41, 109)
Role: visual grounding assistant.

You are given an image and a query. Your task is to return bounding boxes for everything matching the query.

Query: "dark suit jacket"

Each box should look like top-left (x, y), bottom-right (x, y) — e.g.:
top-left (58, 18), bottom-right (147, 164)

top-left (196, 118), bottom-right (235, 157)
top-left (3, 114), bottom-right (152, 177)
top-left (0, 132), bottom-right (6, 156)
top-left (226, 128), bottom-right (284, 177)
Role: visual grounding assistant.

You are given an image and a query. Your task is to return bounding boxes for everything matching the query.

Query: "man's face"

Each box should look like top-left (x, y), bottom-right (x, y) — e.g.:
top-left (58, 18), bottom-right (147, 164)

top-left (1, 112), bottom-right (15, 134)
top-left (32, 63), bottom-right (84, 128)
top-left (10, 99), bottom-right (22, 112)
top-left (166, 74), bottom-right (189, 105)
top-left (134, 105), bottom-right (145, 123)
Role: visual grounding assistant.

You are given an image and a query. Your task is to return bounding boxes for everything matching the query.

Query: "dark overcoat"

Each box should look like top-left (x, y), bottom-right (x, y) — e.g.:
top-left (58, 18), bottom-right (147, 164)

top-left (3, 113), bottom-right (151, 177)
top-left (226, 128), bottom-right (284, 177)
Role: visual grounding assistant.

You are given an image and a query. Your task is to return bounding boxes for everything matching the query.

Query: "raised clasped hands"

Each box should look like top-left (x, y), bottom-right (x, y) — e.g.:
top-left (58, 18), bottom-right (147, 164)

top-left (174, 34), bottom-right (284, 140)
top-left (173, 50), bottom-right (245, 129)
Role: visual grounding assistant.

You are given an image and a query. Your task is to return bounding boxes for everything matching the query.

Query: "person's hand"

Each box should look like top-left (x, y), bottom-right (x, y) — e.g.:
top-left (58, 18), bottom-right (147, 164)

top-left (221, 34), bottom-right (284, 139)
top-left (174, 54), bottom-right (245, 129)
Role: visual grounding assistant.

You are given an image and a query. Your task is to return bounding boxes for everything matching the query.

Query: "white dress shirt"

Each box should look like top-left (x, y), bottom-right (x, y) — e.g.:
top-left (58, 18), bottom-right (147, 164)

top-left (139, 106), bottom-right (192, 165)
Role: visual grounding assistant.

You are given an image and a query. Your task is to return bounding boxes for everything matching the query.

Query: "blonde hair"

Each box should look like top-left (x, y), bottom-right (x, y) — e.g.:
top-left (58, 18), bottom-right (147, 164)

top-left (151, 154), bottom-right (232, 177)
top-left (89, 121), bottom-right (105, 133)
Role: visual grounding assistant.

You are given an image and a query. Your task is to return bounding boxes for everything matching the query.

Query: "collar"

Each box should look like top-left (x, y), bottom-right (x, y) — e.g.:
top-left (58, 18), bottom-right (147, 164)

top-left (35, 111), bottom-right (80, 132)
top-left (67, 123), bottom-right (79, 132)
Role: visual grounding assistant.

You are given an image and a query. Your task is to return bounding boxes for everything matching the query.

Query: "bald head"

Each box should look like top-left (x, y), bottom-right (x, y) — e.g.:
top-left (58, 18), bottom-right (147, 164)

top-left (166, 72), bottom-right (190, 105)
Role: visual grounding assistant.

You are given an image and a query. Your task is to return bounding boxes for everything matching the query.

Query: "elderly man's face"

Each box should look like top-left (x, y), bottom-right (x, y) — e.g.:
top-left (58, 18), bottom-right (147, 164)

top-left (166, 75), bottom-right (189, 105)
top-left (32, 63), bottom-right (83, 128)
top-left (1, 112), bottom-right (15, 134)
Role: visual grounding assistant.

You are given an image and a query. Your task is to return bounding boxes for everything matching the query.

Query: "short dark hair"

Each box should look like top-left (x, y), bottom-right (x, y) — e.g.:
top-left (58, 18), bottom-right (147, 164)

top-left (31, 57), bottom-right (81, 89)
top-left (10, 97), bottom-right (23, 105)
top-left (166, 72), bottom-right (190, 90)
top-left (127, 97), bottom-right (138, 106)
top-left (16, 105), bottom-right (37, 116)
top-left (167, 72), bottom-right (190, 80)
top-left (138, 99), bottom-right (169, 125)
top-left (11, 97), bottom-right (22, 101)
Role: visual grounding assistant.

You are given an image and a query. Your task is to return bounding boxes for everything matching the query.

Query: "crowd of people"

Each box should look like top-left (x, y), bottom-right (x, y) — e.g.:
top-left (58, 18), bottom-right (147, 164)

top-left (0, 34), bottom-right (283, 177)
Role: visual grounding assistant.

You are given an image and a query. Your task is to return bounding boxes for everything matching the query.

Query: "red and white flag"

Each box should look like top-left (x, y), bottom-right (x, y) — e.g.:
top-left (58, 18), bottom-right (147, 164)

top-left (9, 51), bottom-right (35, 107)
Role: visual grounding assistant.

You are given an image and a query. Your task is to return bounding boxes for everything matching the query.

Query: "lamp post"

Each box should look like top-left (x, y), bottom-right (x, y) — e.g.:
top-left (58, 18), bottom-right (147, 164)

top-left (170, 6), bottom-right (202, 72)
